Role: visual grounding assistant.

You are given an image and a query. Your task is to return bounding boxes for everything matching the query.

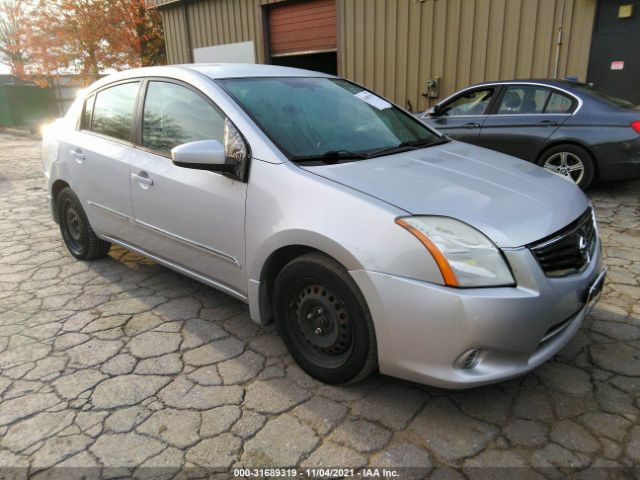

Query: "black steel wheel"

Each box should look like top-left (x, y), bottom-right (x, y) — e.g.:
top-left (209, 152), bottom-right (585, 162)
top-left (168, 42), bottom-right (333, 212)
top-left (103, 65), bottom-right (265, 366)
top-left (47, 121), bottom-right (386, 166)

top-left (289, 282), bottom-right (355, 368)
top-left (57, 188), bottom-right (111, 260)
top-left (273, 253), bottom-right (377, 384)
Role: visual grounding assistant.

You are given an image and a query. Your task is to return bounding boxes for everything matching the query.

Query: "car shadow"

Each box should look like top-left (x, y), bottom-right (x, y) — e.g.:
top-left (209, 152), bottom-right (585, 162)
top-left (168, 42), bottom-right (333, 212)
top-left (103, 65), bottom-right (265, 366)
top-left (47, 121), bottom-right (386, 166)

top-left (77, 235), bottom-right (639, 444)
top-left (79, 248), bottom-right (519, 385)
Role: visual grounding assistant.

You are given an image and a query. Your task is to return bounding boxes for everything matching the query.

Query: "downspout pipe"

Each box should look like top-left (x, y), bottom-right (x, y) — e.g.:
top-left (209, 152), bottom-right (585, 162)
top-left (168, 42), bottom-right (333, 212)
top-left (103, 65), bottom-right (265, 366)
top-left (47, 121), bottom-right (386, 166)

top-left (553, 0), bottom-right (567, 79)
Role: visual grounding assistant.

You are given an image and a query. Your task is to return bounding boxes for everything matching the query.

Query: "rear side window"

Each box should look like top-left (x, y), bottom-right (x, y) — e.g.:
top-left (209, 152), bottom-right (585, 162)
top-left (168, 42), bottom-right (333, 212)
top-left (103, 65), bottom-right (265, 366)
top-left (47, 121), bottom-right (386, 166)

top-left (497, 86), bottom-right (550, 114)
top-left (142, 81), bottom-right (225, 156)
top-left (545, 91), bottom-right (575, 113)
top-left (91, 82), bottom-right (139, 141)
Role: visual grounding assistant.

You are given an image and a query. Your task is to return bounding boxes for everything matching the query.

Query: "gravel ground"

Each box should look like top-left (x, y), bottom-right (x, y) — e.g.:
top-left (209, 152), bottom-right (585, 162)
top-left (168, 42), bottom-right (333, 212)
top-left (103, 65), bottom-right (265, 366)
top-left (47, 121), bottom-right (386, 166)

top-left (0, 133), bottom-right (639, 479)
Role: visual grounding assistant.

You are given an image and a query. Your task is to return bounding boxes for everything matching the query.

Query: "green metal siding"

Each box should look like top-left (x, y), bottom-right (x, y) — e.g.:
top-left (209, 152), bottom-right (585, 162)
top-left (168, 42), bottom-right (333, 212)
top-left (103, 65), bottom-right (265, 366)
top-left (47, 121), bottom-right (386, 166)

top-left (0, 85), bottom-right (58, 127)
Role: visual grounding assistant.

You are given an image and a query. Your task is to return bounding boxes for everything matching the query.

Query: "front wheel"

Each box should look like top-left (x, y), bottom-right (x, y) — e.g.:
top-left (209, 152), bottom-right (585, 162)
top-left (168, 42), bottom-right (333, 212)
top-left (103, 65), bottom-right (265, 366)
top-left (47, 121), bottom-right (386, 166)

top-left (272, 253), bottom-right (377, 384)
top-left (57, 188), bottom-right (111, 260)
top-left (537, 144), bottom-right (595, 190)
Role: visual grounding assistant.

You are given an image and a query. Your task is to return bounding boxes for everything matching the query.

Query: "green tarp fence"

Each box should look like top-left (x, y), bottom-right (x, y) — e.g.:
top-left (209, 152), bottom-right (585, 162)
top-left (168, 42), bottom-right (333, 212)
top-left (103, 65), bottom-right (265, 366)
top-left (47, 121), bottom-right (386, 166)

top-left (0, 84), bottom-right (59, 127)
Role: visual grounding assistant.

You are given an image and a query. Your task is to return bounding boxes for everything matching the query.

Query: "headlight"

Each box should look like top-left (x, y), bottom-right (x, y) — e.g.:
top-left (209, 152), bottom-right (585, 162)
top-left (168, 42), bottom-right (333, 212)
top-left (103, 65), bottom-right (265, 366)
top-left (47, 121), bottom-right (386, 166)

top-left (395, 216), bottom-right (515, 287)
top-left (590, 207), bottom-right (599, 236)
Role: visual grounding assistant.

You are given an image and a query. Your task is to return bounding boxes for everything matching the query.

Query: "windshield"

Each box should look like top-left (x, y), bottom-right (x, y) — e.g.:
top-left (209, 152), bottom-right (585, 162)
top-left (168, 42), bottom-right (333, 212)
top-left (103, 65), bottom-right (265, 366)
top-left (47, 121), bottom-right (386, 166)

top-left (217, 77), bottom-right (444, 161)
top-left (573, 84), bottom-right (638, 110)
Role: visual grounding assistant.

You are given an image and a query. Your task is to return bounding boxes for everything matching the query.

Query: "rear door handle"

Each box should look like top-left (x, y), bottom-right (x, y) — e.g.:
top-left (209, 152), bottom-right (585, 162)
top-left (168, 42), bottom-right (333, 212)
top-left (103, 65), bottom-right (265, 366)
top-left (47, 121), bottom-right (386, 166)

top-left (537, 120), bottom-right (558, 127)
top-left (70, 149), bottom-right (85, 163)
top-left (131, 172), bottom-right (153, 187)
top-left (463, 122), bottom-right (481, 129)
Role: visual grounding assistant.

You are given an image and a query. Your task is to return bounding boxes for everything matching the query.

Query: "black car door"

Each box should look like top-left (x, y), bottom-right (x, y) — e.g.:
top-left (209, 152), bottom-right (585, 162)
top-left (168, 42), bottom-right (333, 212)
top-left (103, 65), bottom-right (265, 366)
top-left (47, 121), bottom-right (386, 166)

top-left (422, 86), bottom-right (499, 144)
top-left (478, 85), bottom-right (573, 162)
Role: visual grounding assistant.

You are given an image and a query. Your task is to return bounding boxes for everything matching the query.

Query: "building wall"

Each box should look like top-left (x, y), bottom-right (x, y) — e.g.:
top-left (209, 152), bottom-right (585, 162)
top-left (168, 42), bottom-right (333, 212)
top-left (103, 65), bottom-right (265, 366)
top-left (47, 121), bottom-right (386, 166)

top-left (151, 0), bottom-right (596, 111)
top-left (150, 0), bottom-right (281, 65)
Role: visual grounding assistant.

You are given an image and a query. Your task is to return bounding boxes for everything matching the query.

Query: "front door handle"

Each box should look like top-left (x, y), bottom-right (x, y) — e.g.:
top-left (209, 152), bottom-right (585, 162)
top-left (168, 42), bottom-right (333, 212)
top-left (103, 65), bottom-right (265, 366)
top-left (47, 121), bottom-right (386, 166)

top-left (537, 120), bottom-right (558, 127)
top-left (463, 122), bottom-right (481, 129)
top-left (70, 149), bottom-right (85, 163)
top-left (131, 172), bottom-right (154, 187)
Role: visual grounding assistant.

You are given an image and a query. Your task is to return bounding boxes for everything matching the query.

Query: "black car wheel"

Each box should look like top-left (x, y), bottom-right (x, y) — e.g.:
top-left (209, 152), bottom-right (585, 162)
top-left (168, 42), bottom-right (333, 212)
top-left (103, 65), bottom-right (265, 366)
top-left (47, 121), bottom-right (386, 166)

top-left (272, 252), bottom-right (377, 384)
top-left (538, 144), bottom-right (595, 189)
top-left (57, 188), bottom-right (111, 260)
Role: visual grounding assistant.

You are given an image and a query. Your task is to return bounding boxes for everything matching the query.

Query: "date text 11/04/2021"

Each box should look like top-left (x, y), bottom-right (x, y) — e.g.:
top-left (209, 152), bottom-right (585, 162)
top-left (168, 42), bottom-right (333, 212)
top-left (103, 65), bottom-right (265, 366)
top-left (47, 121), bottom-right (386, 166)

top-left (233, 468), bottom-right (401, 478)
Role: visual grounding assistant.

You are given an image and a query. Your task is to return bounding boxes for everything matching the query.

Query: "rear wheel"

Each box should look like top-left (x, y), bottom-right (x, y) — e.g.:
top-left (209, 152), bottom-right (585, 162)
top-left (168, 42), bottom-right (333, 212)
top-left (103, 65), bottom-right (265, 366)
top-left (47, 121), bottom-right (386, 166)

top-left (537, 144), bottom-right (595, 189)
top-left (272, 253), bottom-right (377, 384)
top-left (57, 188), bottom-right (111, 260)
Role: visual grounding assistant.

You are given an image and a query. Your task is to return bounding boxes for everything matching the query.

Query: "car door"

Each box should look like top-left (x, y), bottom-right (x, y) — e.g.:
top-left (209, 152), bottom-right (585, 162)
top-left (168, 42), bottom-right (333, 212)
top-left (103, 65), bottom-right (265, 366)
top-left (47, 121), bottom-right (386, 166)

top-left (478, 85), bottom-right (574, 162)
top-left (422, 86), bottom-right (498, 144)
top-left (128, 80), bottom-right (248, 294)
top-left (60, 81), bottom-right (140, 240)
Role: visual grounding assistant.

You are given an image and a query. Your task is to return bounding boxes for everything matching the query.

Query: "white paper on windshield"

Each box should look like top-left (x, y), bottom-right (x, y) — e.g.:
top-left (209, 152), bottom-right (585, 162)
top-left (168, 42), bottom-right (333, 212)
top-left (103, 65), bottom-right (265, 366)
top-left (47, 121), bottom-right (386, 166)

top-left (354, 91), bottom-right (392, 110)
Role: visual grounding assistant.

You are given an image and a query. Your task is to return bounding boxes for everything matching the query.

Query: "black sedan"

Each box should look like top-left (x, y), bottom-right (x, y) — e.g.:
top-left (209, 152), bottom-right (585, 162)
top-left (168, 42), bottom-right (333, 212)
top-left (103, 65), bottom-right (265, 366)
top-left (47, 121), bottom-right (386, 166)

top-left (417, 80), bottom-right (640, 189)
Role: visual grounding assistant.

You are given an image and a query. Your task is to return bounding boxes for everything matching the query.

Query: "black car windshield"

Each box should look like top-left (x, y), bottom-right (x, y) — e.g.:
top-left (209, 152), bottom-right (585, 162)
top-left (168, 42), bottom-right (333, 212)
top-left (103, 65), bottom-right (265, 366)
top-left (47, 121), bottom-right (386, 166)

top-left (218, 77), bottom-right (445, 161)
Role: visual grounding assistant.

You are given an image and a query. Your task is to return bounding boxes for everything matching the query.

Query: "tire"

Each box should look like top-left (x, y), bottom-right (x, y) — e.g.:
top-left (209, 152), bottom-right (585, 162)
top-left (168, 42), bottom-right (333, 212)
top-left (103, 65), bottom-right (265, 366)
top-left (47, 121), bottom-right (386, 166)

top-left (272, 252), bottom-right (378, 384)
top-left (537, 144), bottom-right (595, 190)
top-left (57, 187), bottom-right (111, 260)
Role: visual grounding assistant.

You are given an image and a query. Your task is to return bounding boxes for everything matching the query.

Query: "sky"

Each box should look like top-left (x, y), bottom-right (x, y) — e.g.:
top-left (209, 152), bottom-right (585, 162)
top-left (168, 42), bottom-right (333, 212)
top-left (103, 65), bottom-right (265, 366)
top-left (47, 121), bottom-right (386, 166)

top-left (0, 64), bottom-right (9, 74)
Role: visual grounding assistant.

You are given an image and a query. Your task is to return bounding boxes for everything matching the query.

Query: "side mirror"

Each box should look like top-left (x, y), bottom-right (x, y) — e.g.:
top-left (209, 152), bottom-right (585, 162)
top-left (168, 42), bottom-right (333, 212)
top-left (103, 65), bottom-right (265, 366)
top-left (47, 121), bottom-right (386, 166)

top-left (171, 140), bottom-right (237, 172)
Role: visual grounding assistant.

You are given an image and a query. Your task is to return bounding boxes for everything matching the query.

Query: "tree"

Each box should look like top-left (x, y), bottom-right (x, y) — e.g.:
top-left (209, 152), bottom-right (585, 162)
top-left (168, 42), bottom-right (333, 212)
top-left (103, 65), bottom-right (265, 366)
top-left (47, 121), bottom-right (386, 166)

top-left (26, 0), bottom-right (165, 86)
top-left (0, 0), bottom-right (28, 76)
top-left (110, 0), bottom-right (166, 67)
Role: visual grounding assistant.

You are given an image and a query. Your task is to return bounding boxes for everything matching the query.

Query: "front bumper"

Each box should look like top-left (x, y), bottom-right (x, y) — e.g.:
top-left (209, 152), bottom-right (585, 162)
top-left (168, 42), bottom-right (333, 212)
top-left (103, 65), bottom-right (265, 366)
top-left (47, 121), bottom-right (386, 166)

top-left (350, 240), bottom-right (603, 389)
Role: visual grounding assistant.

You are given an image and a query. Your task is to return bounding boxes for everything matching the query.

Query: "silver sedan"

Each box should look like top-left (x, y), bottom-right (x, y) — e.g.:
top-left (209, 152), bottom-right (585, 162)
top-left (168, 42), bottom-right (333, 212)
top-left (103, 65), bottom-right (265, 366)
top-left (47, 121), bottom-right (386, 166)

top-left (42, 64), bottom-right (606, 388)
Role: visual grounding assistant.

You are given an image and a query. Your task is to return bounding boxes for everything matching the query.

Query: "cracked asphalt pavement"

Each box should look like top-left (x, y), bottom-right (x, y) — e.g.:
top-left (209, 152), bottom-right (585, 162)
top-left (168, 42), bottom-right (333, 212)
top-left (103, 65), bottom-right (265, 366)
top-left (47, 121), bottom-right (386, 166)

top-left (0, 132), bottom-right (639, 479)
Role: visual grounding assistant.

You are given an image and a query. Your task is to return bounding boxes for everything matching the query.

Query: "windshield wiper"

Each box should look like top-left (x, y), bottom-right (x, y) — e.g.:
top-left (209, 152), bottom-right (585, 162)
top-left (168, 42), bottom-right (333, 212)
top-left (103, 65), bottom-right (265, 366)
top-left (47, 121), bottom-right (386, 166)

top-left (367, 137), bottom-right (450, 158)
top-left (290, 149), bottom-right (370, 164)
top-left (290, 138), bottom-right (450, 164)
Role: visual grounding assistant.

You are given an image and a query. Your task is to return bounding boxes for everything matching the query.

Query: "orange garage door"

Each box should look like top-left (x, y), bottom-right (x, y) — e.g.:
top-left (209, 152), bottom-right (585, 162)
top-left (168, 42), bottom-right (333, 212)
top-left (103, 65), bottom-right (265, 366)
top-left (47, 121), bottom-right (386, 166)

top-left (269, 0), bottom-right (337, 57)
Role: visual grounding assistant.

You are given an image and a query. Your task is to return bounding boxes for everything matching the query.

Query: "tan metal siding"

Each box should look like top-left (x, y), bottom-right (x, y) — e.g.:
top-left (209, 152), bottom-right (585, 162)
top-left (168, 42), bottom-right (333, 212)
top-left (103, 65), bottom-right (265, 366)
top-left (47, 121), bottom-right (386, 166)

top-left (158, 0), bottom-right (595, 113)
top-left (162, 4), bottom-right (191, 64)
top-left (158, 0), bottom-right (286, 65)
top-left (338, 0), bottom-right (596, 111)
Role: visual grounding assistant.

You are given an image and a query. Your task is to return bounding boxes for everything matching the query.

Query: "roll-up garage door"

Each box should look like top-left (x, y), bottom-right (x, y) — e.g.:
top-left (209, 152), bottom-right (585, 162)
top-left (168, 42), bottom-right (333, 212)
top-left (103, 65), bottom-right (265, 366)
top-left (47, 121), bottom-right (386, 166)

top-left (268, 0), bottom-right (337, 57)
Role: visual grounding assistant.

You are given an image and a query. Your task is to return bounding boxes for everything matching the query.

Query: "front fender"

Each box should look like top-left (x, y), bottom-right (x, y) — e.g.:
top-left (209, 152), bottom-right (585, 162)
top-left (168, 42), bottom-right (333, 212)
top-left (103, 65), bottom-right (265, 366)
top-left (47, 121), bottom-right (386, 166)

top-left (244, 159), bottom-right (443, 324)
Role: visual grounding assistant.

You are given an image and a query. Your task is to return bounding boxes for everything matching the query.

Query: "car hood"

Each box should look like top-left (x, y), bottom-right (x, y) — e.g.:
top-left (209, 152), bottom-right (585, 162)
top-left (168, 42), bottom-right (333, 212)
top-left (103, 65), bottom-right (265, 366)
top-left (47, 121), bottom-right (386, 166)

top-left (303, 141), bottom-right (590, 248)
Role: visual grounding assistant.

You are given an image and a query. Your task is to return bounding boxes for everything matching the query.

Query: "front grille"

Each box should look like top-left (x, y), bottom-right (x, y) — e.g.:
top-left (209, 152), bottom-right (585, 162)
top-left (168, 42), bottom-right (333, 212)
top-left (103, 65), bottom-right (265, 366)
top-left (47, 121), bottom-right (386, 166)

top-left (528, 208), bottom-right (597, 277)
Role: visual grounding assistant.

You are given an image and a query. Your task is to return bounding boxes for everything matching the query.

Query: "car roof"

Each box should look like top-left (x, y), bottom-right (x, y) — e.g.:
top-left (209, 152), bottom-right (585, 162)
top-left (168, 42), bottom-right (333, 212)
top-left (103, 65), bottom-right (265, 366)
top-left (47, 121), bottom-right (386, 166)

top-left (82, 63), bottom-right (335, 96)
top-left (179, 63), bottom-right (334, 79)
top-left (469, 78), bottom-right (584, 89)
top-left (111, 63), bottom-right (333, 81)
top-left (86, 63), bottom-right (335, 93)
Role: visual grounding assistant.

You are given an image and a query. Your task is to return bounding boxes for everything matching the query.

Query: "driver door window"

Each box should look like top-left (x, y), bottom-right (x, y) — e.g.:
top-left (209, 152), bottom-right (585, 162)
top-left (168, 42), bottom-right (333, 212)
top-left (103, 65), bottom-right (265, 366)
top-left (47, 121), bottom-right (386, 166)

top-left (441, 88), bottom-right (495, 116)
top-left (423, 87), bottom-right (496, 145)
top-left (142, 81), bottom-right (225, 156)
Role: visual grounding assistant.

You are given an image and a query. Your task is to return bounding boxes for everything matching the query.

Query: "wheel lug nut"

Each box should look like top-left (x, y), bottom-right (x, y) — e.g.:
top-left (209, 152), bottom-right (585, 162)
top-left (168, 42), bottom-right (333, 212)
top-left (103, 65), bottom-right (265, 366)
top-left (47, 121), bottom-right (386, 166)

top-left (314, 327), bottom-right (323, 336)
top-left (307, 313), bottom-right (314, 319)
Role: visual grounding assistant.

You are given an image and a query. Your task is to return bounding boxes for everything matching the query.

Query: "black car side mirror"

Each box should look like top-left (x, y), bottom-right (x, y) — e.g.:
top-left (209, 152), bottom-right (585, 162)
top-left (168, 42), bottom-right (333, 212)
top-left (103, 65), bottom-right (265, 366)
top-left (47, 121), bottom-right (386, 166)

top-left (427, 105), bottom-right (441, 117)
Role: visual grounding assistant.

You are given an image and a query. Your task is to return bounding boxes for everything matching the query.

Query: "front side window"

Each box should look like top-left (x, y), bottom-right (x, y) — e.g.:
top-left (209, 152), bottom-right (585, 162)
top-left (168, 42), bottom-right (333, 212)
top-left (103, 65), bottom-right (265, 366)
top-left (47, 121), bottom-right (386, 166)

top-left (142, 81), bottom-right (225, 156)
top-left (91, 82), bottom-right (139, 141)
top-left (497, 85), bottom-right (550, 114)
top-left (218, 77), bottom-right (442, 160)
top-left (441, 88), bottom-right (495, 116)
